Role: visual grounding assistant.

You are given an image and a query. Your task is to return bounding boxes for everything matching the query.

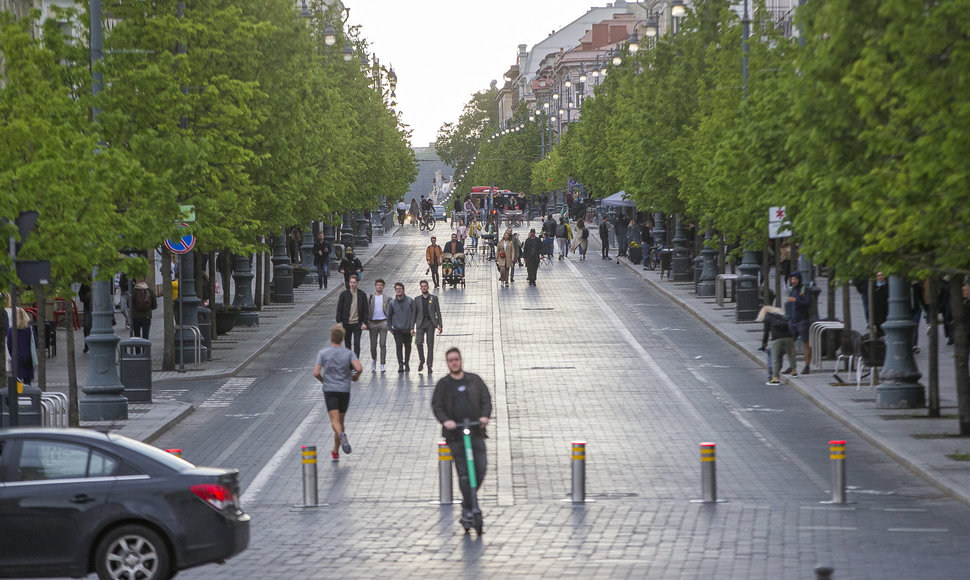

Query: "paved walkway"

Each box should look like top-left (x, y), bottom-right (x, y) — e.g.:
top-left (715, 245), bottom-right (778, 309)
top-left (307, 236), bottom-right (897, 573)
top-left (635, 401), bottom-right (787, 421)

top-left (596, 236), bottom-right (970, 506)
top-left (33, 230), bottom-right (400, 442)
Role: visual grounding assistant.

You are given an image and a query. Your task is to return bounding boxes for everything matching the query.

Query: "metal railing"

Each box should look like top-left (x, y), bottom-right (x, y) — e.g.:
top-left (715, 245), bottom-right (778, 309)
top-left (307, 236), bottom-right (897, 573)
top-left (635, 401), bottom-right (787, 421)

top-left (40, 392), bottom-right (69, 428)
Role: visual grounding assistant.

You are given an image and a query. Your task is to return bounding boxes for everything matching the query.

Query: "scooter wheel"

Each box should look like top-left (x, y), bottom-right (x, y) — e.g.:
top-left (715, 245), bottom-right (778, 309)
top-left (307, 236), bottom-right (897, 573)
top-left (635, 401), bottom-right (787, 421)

top-left (473, 513), bottom-right (483, 535)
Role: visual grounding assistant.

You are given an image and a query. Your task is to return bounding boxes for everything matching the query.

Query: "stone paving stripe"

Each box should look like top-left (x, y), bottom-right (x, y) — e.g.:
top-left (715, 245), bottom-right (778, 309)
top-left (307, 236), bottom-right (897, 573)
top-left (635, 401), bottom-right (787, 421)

top-left (797, 526), bottom-right (860, 531)
top-left (490, 262), bottom-right (514, 507)
top-left (242, 402), bottom-right (326, 503)
top-left (881, 508), bottom-right (927, 512)
top-left (887, 528), bottom-right (948, 533)
top-left (210, 368), bottom-right (316, 467)
top-left (563, 257), bottom-right (712, 430)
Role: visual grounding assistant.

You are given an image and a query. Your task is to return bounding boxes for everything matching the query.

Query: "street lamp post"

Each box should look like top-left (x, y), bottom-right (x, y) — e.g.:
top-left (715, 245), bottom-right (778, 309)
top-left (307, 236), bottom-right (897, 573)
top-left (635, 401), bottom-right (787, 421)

top-left (697, 228), bottom-right (717, 296)
top-left (232, 253), bottom-right (259, 327)
top-left (672, 213), bottom-right (690, 282)
top-left (79, 0), bottom-right (126, 421)
top-left (877, 276), bottom-right (925, 408)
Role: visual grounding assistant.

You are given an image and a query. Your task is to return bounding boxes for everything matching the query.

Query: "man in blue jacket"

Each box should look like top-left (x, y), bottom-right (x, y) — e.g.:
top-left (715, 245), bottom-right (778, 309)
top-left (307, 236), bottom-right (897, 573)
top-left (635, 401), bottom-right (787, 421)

top-left (786, 271), bottom-right (812, 374)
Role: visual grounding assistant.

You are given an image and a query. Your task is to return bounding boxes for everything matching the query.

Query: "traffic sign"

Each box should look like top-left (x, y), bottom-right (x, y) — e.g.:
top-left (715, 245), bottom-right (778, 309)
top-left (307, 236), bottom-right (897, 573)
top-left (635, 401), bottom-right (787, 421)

top-left (164, 223), bottom-right (196, 254)
top-left (768, 206), bottom-right (792, 239)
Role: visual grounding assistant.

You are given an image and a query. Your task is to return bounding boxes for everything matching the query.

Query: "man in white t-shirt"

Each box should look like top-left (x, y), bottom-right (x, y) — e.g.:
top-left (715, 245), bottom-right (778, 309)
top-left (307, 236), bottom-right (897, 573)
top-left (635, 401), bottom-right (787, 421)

top-left (314, 325), bottom-right (363, 462)
top-left (368, 278), bottom-right (391, 373)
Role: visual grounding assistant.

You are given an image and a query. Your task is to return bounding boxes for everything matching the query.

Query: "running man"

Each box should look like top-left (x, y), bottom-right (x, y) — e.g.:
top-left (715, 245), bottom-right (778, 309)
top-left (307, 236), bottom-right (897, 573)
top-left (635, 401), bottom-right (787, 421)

top-left (313, 324), bottom-right (363, 461)
top-left (431, 348), bottom-right (492, 527)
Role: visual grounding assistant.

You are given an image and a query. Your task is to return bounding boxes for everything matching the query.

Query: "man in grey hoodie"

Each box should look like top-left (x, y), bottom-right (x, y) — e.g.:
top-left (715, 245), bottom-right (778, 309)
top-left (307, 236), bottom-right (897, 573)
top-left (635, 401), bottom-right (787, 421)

top-left (387, 282), bottom-right (418, 373)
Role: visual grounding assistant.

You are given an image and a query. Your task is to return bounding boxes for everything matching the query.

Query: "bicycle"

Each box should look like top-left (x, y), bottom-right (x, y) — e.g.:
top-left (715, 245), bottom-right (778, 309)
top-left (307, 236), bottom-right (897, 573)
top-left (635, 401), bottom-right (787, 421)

top-left (419, 211), bottom-right (436, 232)
top-left (644, 243), bottom-right (663, 271)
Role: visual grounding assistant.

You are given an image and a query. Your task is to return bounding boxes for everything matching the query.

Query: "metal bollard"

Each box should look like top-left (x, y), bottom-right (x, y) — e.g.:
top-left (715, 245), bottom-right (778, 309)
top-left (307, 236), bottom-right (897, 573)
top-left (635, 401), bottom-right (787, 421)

top-left (571, 441), bottom-right (586, 504)
top-left (701, 442), bottom-right (717, 503)
top-left (438, 442), bottom-right (453, 504)
top-left (165, 449), bottom-right (182, 458)
top-left (302, 445), bottom-right (318, 507)
top-left (814, 565), bottom-right (835, 579)
top-left (828, 440), bottom-right (846, 504)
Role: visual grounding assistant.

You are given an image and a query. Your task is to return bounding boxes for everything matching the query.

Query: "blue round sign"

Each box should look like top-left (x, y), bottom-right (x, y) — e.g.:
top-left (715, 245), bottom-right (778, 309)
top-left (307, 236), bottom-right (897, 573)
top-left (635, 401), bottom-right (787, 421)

top-left (164, 223), bottom-right (196, 254)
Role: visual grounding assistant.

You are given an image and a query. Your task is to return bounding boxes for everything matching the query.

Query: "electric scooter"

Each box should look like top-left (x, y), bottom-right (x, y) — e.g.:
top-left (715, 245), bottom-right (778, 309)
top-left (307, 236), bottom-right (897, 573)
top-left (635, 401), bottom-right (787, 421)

top-left (455, 419), bottom-right (483, 535)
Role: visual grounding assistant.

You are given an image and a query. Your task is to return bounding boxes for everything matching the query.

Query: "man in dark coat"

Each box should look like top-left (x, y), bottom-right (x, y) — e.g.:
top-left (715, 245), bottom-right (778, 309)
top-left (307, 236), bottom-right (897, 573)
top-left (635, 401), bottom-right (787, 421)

top-left (523, 229), bottom-right (542, 286)
top-left (337, 249), bottom-right (363, 290)
top-left (335, 275), bottom-right (368, 356)
top-left (312, 232), bottom-right (331, 290)
top-left (599, 220), bottom-right (611, 260)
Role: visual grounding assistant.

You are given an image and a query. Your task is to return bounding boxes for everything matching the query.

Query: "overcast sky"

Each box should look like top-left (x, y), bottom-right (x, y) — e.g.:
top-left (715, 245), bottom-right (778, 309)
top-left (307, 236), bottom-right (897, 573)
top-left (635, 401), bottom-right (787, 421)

top-left (345, 0), bottom-right (617, 148)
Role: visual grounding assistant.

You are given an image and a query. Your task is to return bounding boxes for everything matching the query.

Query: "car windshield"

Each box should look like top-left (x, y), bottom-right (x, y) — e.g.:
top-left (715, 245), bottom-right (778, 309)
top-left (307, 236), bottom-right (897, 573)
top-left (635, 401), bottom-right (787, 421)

top-left (107, 433), bottom-right (195, 471)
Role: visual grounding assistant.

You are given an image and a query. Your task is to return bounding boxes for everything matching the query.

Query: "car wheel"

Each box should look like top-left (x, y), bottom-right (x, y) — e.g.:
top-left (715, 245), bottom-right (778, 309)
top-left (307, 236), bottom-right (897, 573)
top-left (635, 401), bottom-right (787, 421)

top-left (95, 524), bottom-right (172, 580)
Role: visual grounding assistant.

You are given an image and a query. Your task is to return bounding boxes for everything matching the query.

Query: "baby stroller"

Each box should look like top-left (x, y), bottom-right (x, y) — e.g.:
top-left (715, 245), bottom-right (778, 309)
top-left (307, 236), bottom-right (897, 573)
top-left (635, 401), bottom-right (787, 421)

top-left (441, 252), bottom-right (466, 288)
top-left (541, 233), bottom-right (555, 264)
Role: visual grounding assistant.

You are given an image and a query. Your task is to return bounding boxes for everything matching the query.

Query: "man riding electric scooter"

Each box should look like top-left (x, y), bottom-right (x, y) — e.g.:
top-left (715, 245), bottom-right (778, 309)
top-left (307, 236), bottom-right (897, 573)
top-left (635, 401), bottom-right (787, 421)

top-left (431, 347), bottom-right (492, 533)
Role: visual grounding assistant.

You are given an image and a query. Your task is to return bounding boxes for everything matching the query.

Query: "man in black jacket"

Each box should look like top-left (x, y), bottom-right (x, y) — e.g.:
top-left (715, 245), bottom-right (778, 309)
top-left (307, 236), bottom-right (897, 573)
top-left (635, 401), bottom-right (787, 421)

top-left (312, 232), bottom-right (331, 290)
top-left (431, 347), bottom-right (492, 527)
top-left (599, 220), bottom-right (611, 260)
top-left (337, 249), bottom-right (363, 290)
top-left (414, 280), bottom-right (443, 373)
top-left (523, 229), bottom-right (542, 286)
top-left (335, 275), bottom-right (368, 356)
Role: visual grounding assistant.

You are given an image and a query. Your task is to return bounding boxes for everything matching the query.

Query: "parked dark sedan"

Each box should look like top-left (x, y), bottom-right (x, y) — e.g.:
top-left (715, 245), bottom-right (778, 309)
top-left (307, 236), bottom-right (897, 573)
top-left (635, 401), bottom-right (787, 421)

top-left (0, 428), bottom-right (250, 579)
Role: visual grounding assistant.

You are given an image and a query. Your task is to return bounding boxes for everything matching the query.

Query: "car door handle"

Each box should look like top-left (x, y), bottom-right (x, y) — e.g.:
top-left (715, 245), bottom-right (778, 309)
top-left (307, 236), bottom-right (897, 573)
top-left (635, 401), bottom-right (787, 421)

top-left (70, 494), bottom-right (96, 504)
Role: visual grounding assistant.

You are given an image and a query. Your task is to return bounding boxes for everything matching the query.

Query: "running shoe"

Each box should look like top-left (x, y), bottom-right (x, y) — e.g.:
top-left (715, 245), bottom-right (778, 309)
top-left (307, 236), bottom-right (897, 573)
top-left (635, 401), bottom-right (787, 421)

top-left (339, 432), bottom-right (352, 454)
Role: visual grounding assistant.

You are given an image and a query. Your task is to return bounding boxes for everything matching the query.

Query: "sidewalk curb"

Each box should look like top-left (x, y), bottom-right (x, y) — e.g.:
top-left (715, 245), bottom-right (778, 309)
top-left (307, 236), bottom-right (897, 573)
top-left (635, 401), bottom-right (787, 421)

top-left (154, 241), bottom-right (391, 384)
top-left (141, 402), bottom-right (195, 445)
top-left (610, 253), bottom-right (970, 507)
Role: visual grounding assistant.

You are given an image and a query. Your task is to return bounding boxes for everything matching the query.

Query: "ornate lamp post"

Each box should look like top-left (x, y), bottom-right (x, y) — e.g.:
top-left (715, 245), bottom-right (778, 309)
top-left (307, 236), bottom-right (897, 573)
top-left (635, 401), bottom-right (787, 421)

top-left (232, 253), bottom-right (259, 327)
top-left (877, 276), bottom-right (925, 408)
top-left (672, 213), bottom-right (690, 281)
top-left (735, 247), bottom-right (761, 321)
top-left (697, 228), bottom-right (717, 296)
top-left (271, 228), bottom-right (293, 303)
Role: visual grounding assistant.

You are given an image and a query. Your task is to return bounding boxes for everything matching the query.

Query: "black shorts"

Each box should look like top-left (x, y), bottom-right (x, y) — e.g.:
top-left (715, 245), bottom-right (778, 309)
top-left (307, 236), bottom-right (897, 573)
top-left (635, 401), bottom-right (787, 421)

top-left (790, 319), bottom-right (810, 343)
top-left (324, 391), bottom-right (350, 413)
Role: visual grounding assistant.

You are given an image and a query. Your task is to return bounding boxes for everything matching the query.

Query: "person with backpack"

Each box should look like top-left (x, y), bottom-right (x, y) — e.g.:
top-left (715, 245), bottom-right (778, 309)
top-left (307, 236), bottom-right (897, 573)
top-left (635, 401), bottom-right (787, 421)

top-left (555, 217), bottom-right (570, 261)
top-left (130, 281), bottom-right (157, 339)
top-left (757, 305), bottom-right (797, 385)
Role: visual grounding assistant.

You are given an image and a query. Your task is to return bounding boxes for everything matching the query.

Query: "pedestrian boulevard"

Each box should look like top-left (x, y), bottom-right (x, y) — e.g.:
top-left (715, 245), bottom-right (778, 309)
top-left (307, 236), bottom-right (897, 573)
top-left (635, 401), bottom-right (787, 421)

top-left (140, 224), bottom-right (970, 579)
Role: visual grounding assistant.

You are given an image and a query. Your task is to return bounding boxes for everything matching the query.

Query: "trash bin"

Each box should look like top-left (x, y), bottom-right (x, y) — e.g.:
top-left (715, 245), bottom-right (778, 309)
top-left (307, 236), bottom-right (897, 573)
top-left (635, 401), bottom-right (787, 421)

top-left (0, 378), bottom-right (43, 427)
top-left (197, 306), bottom-right (212, 361)
top-left (119, 337), bottom-right (152, 403)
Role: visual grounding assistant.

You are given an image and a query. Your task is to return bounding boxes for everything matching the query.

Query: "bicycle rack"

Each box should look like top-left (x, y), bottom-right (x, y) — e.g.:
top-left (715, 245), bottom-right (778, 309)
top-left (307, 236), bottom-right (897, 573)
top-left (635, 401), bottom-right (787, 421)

top-left (40, 392), bottom-right (69, 428)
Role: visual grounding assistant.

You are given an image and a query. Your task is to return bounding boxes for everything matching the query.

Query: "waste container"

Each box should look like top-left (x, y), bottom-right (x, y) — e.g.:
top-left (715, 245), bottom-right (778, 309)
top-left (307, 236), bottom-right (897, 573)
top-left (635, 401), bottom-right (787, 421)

top-left (197, 306), bottom-right (212, 361)
top-left (0, 378), bottom-right (43, 427)
top-left (119, 337), bottom-right (152, 403)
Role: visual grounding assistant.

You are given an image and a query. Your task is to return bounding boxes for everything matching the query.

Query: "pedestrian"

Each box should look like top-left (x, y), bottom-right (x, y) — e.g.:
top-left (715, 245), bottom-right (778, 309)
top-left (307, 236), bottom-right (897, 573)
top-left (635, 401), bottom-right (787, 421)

top-left (337, 248), bottom-right (363, 290)
top-left (786, 271), bottom-right (812, 374)
top-left (599, 219), bottom-right (611, 260)
top-left (456, 220), bottom-right (468, 245)
top-left (409, 198), bottom-right (420, 226)
top-left (388, 282), bottom-right (417, 373)
top-left (542, 214), bottom-right (557, 239)
top-left (572, 220), bottom-right (589, 261)
top-left (496, 230), bottom-right (515, 287)
top-left (414, 280), bottom-right (443, 374)
top-left (872, 271), bottom-right (889, 336)
top-left (431, 347), bottom-right (492, 528)
top-left (367, 278), bottom-right (391, 373)
top-left (118, 273), bottom-right (131, 329)
top-left (555, 217), bottom-right (570, 260)
top-left (313, 324), bottom-right (363, 462)
top-left (313, 232), bottom-right (331, 290)
top-left (523, 228), bottom-right (542, 286)
top-left (616, 217), bottom-right (628, 257)
top-left (444, 233), bottom-right (464, 255)
top-left (6, 307), bottom-right (37, 385)
top-left (426, 236), bottom-right (443, 289)
top-left (130, 281), bottom-right (157, 339)
top-left (757, 305), bottom-right (797, 384)
top-left (396, 198), bottom-right (407, 225)
top-left (452, 195), bottom-right (462, 227)
top-left (79, 282), bottom-right (93, 353)
top-left (509, 231), bottom-right (522, 282)
top-left (641, 221), bottom-right (654, 269)
top-left (335, 274), bottom-right (368, 357)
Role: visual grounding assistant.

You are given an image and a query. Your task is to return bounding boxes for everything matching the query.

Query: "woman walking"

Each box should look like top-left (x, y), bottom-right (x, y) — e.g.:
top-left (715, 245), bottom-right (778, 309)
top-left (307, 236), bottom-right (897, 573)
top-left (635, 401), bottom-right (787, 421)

top-left (496, 230), bottom-right (515, 288)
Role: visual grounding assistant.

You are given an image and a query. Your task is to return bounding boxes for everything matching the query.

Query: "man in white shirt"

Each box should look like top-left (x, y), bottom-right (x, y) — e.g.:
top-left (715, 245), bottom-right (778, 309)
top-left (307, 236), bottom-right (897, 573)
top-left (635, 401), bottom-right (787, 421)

top-left (368, 278), bottom-right (392, 372)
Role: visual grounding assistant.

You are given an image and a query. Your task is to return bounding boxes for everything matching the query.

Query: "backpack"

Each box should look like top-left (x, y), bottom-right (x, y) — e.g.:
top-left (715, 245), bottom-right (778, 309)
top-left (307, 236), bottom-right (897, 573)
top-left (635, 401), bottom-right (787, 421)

top-left (581, 227), bottom-right (589, 240)
top-left (556, 224), bottom-right (567, 238)
top-left (134, 288), bottom-right (152, 311)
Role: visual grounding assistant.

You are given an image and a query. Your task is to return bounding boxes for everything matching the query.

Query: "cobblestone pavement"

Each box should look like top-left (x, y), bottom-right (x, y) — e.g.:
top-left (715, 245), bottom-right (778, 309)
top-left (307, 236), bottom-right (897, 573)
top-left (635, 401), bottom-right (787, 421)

top-left (143, 224), bottom-right (970, 579)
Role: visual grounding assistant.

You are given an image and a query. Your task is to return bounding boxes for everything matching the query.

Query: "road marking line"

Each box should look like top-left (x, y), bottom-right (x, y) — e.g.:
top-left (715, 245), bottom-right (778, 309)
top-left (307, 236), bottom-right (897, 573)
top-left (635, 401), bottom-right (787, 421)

top-left (887, 528), bottom-right (948, 533)
top-left (798, 526), bottom-right (859, 531)
top-left (242, 401), bottom-right (326, 503)
top-left (881, 508), bottom-right (926, 512)
top-left (491, 265), bottom-right (514, 507)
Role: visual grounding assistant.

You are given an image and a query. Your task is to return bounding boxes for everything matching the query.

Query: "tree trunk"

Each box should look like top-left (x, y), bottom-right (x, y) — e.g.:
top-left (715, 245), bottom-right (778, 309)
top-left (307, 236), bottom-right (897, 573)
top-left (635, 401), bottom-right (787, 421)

top-left (254, 248), bottom-right (263, 308)
top-left (948, 281), bottom-right (969, 435)
top-left (927, 278), bottom-right (940, 418)
top-left (827, 267), bottom-right (836, 321)
top-left (842, 283), bottom-right (852, 332)
top-left (65, 296), bottom-right (79, 427)
top-left (263, 245), bottom-right (271, 306)
top-left (161, 247), bottom-right (176, 371)
top-left (35, 283), bottom-right (47, 391)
